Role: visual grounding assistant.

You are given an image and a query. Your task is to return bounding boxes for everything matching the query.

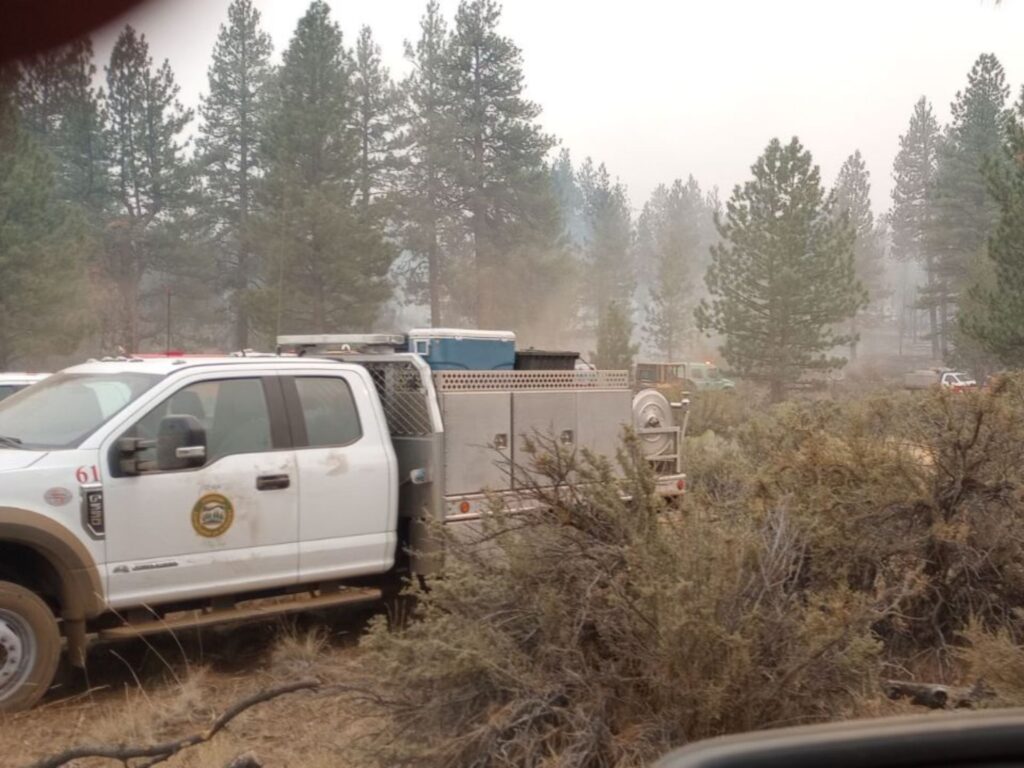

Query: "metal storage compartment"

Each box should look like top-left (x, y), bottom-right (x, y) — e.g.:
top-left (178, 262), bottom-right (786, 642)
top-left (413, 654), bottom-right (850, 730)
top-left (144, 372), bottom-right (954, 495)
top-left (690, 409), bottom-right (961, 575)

top-left (576, 389), bottom-right (633, 463)
top-left (433, 370), bottom-right (635, 497)
top-left (408, 328), bottom-right (516, 371)
top-left (440, 391), bottom-right (512, 494)
top-left (512, 391), bottom-right (578, 485)
top-left (514, 349), bottom-right (580, 370)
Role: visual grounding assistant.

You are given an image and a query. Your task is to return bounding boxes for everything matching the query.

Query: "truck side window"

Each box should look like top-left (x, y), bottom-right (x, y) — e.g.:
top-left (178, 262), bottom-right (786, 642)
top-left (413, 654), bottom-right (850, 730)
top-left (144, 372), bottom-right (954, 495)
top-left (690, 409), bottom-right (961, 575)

top-left (295, 377), bottom-right (362, 447)
top-left (128, 378), bottom-right (272, 469)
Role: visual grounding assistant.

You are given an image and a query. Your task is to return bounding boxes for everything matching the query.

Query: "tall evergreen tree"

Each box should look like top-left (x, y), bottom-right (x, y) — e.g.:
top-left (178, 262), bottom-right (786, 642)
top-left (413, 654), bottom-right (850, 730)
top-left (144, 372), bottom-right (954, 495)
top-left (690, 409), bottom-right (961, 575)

top-left (961, 96), bottom-right (1024, 366)
top-left (578, 158), bottom-right (633, 330)
top-left (928, 53), bottom-right (1009, 358)
top-left (352, 25), bottom-right (402, 211)
top-left (550, 147), bottom-right (585, 247)
top-left (444, 0), bottom-right (557, 328)
top-left (696, 137), bottom-right (865, 402)
top-left (103, 26), bottom-right (193, 351)
top-left (399, 0), bottom-right (452, 326)
top-left (890, 96), bottom-right (941, 357)
top-left (195, 0), bottom-right (273, 349)
top-left (639, 177), bottom-right (706, 360)
top-left (594, 300), bottom-right (638, 370)
top-left (258, 0), bottom-right (391, 334)
top-left (16, 39), bottom-right (106, 210)
top-left (0, 74), bottom-right (88, 366)
top-left (832, 150), bottom-right (884, 359)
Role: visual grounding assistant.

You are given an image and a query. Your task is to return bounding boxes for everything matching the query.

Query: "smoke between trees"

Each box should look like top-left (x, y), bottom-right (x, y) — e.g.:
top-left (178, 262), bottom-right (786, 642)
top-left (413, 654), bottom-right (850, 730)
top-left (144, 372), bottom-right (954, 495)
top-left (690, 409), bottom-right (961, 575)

top-left (1, 4), bottom-right (1023, 382)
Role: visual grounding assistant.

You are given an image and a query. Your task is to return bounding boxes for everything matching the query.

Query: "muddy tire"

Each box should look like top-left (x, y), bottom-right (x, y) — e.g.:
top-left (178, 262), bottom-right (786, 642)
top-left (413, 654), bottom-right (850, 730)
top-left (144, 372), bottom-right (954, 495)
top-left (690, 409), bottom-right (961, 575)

top-left (0, 581), bottom-right (61, 712)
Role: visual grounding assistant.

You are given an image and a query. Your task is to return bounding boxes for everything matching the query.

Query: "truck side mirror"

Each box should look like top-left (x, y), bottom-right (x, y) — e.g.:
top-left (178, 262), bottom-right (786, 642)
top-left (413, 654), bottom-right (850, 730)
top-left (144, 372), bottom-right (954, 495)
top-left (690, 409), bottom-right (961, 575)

top-left (157, 415), bottom-right (207, 471)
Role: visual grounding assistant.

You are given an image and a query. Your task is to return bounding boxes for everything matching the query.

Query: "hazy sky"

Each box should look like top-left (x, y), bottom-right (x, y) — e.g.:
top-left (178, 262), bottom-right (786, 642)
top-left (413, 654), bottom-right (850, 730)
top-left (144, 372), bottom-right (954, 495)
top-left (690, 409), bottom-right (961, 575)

top-left (93, 0), bottom-right (1024, 215)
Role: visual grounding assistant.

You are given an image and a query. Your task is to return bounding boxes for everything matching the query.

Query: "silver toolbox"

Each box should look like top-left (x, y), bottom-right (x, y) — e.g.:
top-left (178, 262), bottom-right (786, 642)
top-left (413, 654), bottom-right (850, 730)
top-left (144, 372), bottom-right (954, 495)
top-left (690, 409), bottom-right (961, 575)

top-left (440, 391), bottom-right (512, 494)
top-left (435, 371), bottom-right (635, 497)
top-left (576, 389), bottom-right (632, 465)
top-left (512, 391), bottom-right (578, 485)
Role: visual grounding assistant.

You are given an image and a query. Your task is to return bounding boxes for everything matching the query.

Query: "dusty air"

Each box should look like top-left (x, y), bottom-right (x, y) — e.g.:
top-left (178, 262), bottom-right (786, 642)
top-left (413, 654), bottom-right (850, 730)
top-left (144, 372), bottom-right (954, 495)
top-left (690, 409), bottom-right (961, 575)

top-left (2, 1), bottom-right (1024, 766)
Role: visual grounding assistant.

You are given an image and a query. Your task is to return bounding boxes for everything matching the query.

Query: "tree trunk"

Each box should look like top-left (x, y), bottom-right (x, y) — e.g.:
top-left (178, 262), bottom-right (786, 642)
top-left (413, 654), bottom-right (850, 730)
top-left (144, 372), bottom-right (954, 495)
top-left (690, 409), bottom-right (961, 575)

top-left (473, 209), bottom-right (493, 328)
top-left (939, 288), bottom-right (950, 361)
top-left (427, 188), bottom-right (442, 327)
top-left (236, 120), bottom-right (251, 351)
top-left (470, 47), bottom-right (491, 328)
top-left (234, 282), bottom-right (249, 350)
top-left (849, 316), bottom-right (858, 361)
top-left (926, 254), bottom-right (940, 359)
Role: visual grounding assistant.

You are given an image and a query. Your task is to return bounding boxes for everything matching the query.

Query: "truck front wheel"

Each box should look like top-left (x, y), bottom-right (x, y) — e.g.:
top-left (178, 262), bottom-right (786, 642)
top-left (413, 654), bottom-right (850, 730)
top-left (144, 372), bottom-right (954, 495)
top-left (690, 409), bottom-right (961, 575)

top-left (0, 581), bottom-right (60, 711)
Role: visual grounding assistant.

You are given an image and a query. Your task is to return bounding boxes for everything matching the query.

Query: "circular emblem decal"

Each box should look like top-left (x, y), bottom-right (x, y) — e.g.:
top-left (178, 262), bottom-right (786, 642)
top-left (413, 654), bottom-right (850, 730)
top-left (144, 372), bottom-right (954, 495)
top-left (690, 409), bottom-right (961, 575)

top-left (44, 487), bottom-right (73, 507)
top-left (191, 493), bottom-right (234, 538)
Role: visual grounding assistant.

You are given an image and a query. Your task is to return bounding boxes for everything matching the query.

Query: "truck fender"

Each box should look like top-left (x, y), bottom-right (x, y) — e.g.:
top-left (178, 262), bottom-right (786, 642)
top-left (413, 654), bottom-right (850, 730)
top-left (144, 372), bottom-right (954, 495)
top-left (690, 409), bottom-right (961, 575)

top-left (0, 506), bottom-right (104, 622)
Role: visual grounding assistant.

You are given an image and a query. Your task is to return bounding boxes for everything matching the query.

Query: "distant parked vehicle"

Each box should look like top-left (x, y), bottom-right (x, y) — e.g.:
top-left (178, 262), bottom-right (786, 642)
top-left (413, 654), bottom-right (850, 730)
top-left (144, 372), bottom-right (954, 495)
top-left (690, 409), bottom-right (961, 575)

top-left (902, 368), bottom-right (976, 392)
top-left (794, 367), bottom-right (846, 391)
top-left (633, 361), bottom-right (735, 400)
top-left (0, 373), bottom-right (49, 402)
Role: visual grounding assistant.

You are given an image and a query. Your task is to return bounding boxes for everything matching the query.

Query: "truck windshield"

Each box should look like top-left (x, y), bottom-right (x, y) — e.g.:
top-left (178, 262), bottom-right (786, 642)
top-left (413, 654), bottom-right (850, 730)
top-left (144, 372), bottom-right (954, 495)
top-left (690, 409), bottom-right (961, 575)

top-left (0, 372), bottom-right (161, 449)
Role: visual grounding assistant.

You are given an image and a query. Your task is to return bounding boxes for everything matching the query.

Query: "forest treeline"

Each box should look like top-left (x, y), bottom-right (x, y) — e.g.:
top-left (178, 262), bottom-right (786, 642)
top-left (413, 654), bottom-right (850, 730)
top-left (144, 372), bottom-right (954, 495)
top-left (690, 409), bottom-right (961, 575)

top-left (2, 0), bottom-right (1024, 391)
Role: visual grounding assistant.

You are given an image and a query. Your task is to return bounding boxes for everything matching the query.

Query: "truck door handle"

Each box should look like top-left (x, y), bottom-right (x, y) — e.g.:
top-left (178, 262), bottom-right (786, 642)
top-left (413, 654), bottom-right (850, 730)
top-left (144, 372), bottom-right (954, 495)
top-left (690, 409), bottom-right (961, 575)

top-left (256, 474), bottom-right (290, 491)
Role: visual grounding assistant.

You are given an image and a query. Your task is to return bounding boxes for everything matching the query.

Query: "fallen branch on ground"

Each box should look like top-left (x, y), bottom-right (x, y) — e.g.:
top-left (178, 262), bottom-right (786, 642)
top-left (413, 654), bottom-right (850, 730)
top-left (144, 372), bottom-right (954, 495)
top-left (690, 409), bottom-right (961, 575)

top-left (883, 679), bottom-right (992, 709)
top-left (24, 679), bottom-right (319, 768)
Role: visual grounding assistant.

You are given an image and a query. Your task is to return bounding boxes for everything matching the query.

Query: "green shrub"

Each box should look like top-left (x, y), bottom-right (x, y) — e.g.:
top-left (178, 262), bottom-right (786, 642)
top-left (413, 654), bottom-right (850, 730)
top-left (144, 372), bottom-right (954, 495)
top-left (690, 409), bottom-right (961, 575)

top-left (354, 437), bottom-right (883, 767)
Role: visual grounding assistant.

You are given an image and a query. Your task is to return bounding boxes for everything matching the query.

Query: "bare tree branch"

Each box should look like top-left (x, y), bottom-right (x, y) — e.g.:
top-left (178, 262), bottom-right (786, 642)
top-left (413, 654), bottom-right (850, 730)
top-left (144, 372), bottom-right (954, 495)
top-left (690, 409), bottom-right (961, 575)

top-left (25, 679), bottom-right (319, 768)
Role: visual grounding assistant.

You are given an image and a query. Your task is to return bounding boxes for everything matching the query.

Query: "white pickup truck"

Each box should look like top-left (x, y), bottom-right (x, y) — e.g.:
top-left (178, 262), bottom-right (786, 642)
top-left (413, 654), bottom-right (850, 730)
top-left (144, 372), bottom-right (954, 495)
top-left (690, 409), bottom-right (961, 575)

top-left (902, 369), bottom-right (977, 392)
top-left (0, 372), bottom-right (49, 402)
top-left (0, 343), bottom-right (684, 709)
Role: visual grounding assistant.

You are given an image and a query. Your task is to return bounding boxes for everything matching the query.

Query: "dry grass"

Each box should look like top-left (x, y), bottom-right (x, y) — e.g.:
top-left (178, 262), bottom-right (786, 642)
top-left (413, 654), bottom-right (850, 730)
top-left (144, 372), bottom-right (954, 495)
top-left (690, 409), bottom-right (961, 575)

top-left (0, 619), bottom-right (379, 767)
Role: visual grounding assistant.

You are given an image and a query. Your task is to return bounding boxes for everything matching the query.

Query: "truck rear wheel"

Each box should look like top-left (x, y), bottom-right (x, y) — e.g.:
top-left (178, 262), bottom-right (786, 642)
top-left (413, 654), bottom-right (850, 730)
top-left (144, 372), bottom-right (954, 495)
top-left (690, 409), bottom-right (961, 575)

top-left (0, 581), bottom-right (60, 712)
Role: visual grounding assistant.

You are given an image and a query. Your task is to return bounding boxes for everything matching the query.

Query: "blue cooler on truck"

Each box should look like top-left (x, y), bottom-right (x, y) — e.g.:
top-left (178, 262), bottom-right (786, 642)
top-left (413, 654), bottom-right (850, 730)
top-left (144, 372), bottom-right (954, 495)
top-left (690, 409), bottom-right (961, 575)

top-left (408, 328), bottom-right (516, 370)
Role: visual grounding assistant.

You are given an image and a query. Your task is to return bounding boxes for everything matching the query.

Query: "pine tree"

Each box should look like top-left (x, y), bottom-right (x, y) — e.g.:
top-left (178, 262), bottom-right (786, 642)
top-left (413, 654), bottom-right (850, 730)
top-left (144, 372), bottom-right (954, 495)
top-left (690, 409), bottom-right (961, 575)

top-left (444, 0), bottom-right (557, 328)
top-left (639, 176), bottom-right (707, 360)
top-left (16, 39), bottom-right (106, 210)
top-left (578, 158), bottom-right (633, 329)
top-left (832, 150), bottom-right (885, 358)
top-left (257, 0), bottom-right (392, 335)
top-left (352, 25), bottom-right (402, 212)
top-left (594, 300), bottom-right (638, 370)
top-left (103, 26), bottom-right (193, 351)
top-left (350, 25), bottom-right (401, 329)
top-left (696, 137), bottom-right (865, 402)
top-left (195, 0), bottom-right (273, 349)
top-left (398, 0), bottom-right (452, 326)
top-left (890, 96), bottom-right (941, 357)
top-left (550, 147), bottom-right (585, 246)
top-left (0, 74), bottom-right (88, 367)
top-left (929, 53), bottom-right (1009, 358)
top-left (961, 99), bottom-right (1024, 366)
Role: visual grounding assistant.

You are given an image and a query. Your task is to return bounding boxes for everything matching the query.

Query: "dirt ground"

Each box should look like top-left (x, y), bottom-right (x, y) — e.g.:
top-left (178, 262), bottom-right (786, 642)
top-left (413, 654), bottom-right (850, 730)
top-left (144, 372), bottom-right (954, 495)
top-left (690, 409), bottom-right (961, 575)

top-left (0, 607), bottom-right (387, 768)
